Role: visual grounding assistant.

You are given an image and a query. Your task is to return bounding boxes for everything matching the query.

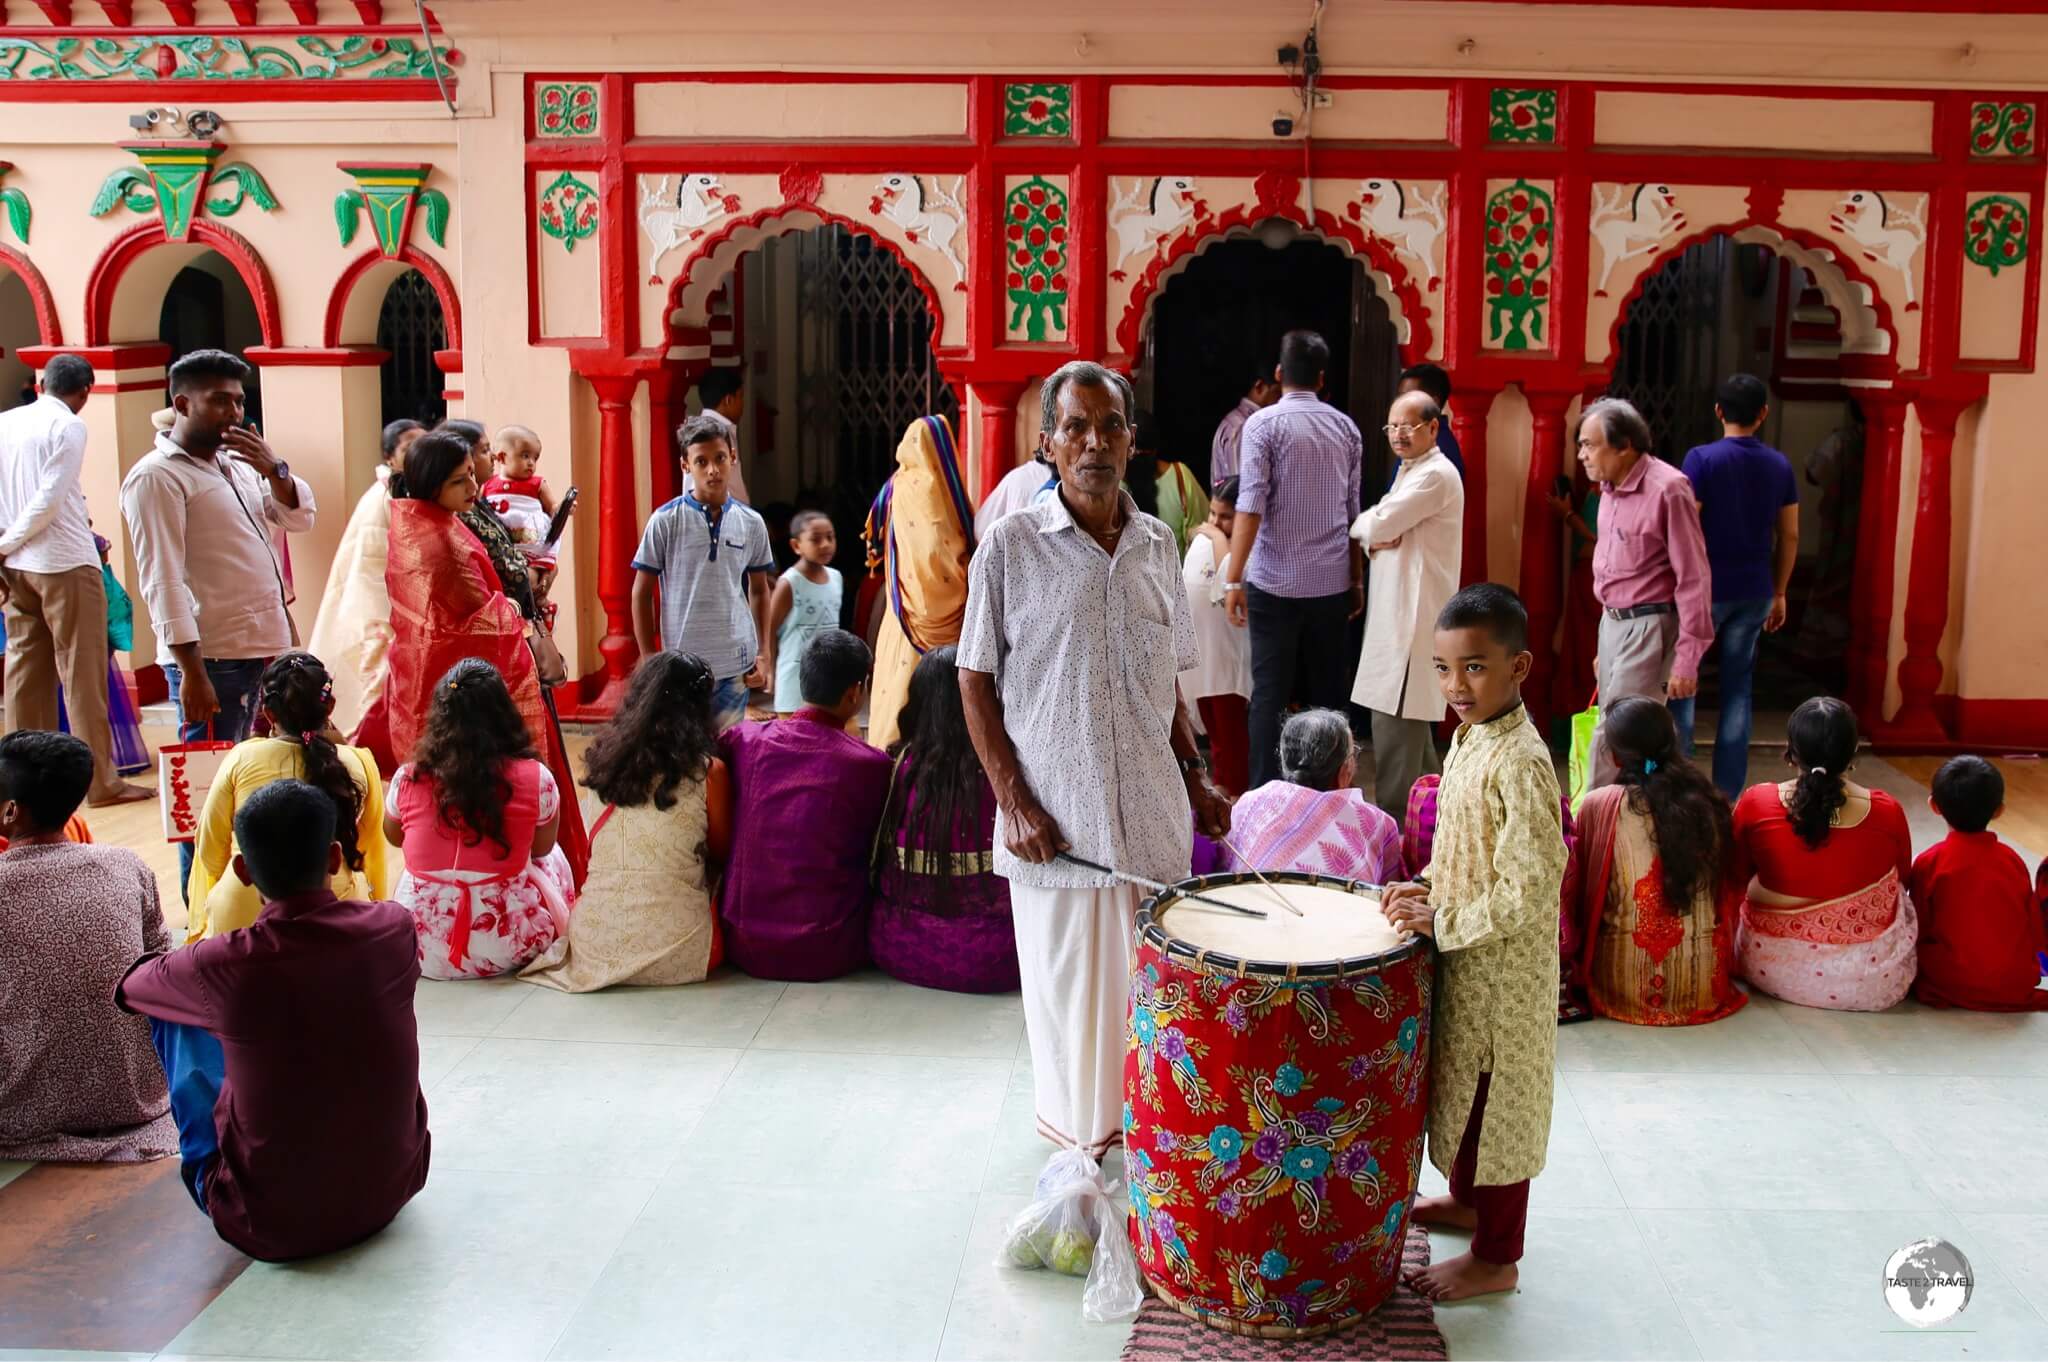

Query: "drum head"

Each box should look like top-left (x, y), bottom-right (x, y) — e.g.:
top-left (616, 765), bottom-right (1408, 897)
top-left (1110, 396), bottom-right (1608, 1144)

top-left (1152, 874), bottom-right (1405, 973)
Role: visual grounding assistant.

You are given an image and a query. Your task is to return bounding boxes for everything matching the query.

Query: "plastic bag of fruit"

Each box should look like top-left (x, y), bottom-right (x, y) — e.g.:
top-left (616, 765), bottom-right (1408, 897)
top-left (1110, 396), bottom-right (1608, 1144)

top-left (996, 1147), bottom-right (1144, 1324)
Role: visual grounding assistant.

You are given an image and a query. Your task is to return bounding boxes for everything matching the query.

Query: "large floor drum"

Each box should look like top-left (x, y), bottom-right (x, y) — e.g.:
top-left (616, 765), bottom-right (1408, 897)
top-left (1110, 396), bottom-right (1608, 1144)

top-left (1123, 872), bottom-right (1433, 1338)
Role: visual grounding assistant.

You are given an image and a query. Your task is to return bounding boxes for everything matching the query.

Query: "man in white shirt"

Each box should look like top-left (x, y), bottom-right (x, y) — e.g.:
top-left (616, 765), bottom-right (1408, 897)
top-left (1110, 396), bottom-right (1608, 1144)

top-left (0, 354), bottom-right (150, 805)
top-left (972, 433), bottom-right (1059, 538)
top-left (1350, 389), bottom-right (1464, 819)
top-left (1208, 369), bottom-right (1281, 489)
top-left (120, 348), bottom-right (313, 750)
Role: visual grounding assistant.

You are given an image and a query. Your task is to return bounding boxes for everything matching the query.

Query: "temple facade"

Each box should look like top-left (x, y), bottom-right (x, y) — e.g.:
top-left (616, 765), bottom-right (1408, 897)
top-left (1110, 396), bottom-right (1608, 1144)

top-left (3, 0), bottom-right (2045, 743)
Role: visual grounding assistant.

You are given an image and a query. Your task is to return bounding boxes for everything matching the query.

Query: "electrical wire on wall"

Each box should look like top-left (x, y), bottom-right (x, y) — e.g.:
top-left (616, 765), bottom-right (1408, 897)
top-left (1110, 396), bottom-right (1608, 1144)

top-left (1278, 0), bottom-right (1326, 219)
top-left (416, 0), bottom-right (458, 116)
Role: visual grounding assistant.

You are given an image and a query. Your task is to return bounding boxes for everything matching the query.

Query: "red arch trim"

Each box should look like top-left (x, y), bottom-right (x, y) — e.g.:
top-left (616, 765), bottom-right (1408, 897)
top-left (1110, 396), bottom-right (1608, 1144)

top-left (84, 218), bottom-right (282, 348)
top-left (323, 245), bottom-right (464, 353)
top-left (662, 203), bottom-right (947, 347)
top-left (0, 245), bottom-right (62, 347)
top-left (1597, 218), bottom-right (1905, 379)
top-left (1114, 195), bottom-right (1434, 364)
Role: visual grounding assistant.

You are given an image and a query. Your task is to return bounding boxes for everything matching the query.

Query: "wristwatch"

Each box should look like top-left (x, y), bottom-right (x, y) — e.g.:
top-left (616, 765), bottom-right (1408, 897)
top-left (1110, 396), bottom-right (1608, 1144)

top-left (1221, 581), bottom-right (1245, 593)
top-left (1177, 754), bottom-right (1209, 777)
top-left (269, 459), bottom-right (292, 483)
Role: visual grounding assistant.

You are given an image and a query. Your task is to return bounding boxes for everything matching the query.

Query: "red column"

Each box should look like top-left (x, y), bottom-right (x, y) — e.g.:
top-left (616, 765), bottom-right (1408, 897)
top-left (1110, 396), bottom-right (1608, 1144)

top-left (1449, 388), bottom-right (1497, 584)
top-left (584, 368), bottom-right (645, 710)
top-left (645, 364), bottom-right (682, 510)
top-left (1516, 389), bottom-right (1575, 732)
top-left (968, 380), bottom-right (1026, 507)
top-left (1847, 392), bottom-right (1909, 719)
top-left (1886, 391), bottom-right (1979, 742)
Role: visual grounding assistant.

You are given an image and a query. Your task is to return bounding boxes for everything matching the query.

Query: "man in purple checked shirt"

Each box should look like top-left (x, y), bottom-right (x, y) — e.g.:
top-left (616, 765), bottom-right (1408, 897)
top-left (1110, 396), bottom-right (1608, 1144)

top-left (1223, 330), bottom-right (1366, 789)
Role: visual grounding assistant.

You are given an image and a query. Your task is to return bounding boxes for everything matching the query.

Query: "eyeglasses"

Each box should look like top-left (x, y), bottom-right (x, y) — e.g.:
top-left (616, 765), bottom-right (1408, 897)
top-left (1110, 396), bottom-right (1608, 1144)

top-left (1381, 422), bottom-right (1435, 436)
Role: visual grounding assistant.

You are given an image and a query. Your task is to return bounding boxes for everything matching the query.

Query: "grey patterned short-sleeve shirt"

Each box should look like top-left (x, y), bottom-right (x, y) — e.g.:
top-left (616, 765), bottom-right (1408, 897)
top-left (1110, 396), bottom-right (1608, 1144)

top-left (958, 487), bottom-right (1199, 889)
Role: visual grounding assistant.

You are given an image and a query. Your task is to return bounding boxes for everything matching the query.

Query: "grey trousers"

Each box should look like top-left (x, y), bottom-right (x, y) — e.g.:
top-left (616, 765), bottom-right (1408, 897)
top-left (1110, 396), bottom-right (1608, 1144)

top-left (1370, 709), bottom-right (1443, 821)
top-left (1588, 610), bottom-right (1679, 790)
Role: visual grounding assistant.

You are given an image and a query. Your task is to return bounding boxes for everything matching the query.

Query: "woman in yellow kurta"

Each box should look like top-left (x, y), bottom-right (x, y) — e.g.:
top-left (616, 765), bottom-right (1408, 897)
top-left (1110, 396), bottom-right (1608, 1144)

top-left (185, 653), bottom-right (391, 941)
top-left (863, 415), bottom-right (974, 749)
top-left (1383, 584), bottom-right (1566, 1303)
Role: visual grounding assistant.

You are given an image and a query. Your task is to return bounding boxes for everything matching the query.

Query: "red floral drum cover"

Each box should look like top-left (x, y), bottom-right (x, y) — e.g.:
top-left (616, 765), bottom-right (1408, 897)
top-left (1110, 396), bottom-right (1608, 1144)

top-left (1123, 873), bottom-right (1433, 1338)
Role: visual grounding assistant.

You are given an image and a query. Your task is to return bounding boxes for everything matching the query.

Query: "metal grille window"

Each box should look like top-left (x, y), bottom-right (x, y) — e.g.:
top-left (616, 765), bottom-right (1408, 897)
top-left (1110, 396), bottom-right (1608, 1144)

top-left (377, 269), bottom-right (448, 428)
top-left (791, 227), bottom-right (958, 497)
top-left (1608, 237), bottom-right (1730, 463)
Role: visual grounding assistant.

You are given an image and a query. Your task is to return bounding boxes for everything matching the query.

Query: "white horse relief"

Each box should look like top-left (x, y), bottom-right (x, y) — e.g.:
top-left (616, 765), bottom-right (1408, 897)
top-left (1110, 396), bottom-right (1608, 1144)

top-left (1109, 176), bottom-right (1199, 280)
top-left (1352, 178), bottom-right (1446, 290)
top-left (871, 173), bottom-right (969, 290)
top-left (640, 173), bottom-right (739, 285)
top-left (1590, 183), bottom-right (1687, 296)
top-left (1829, 189), bottom-right (1926, 311)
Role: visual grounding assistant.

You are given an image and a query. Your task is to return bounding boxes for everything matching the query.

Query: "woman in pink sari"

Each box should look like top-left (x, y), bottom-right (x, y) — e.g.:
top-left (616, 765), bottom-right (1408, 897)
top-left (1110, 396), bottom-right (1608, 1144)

top-left (1226, 709), bottom-right (1404, 883)
top-left (1730, 697), bottom-right (1916, 1011)
top-left (384, 658), bottom-right (576, 980)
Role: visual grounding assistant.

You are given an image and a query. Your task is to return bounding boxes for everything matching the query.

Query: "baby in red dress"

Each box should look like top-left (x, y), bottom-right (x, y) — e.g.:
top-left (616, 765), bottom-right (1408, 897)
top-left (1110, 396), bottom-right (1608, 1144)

top-left (1911, 755), bottom-right (2048, 1011)
top-left (480, 424), bottom-right (560, 602)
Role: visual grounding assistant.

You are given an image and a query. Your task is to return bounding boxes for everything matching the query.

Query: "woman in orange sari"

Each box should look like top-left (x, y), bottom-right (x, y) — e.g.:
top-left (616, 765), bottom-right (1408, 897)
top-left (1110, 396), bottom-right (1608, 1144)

top-left (383, 430), bottom-right (588, 885)
top-left (863, 415), bottom-right (974, 749)
top-left (1563, 696), bottom-right (1746, 1026)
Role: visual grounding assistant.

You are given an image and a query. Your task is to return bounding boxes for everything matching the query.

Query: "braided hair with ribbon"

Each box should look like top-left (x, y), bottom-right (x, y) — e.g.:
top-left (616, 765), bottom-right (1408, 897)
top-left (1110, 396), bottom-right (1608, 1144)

top-left (257, 651), bottom-right (366, 873)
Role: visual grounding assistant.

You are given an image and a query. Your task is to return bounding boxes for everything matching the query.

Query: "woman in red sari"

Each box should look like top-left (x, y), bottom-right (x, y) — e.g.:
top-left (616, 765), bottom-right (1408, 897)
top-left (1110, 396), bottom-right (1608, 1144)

top-left (382, 430), bottom-right (588, 885)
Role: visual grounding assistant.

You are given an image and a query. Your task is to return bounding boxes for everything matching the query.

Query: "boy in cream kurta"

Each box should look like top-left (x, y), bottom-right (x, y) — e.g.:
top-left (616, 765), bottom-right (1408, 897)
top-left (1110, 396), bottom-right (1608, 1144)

top-left (1384, 582), bottom-right (1566, 1303)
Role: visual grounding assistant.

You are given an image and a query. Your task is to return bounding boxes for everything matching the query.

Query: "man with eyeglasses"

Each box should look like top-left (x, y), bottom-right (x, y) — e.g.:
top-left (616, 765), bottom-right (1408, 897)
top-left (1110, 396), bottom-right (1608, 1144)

top-left (1350, 389), bottom-right (1464, 818)
top-left (1223, 329), bottom-right (1365, 790)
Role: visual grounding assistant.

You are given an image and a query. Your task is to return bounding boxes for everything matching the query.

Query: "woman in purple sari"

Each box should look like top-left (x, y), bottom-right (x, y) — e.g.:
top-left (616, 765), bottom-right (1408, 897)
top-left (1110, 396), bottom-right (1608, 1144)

top-left (869, 646), bottom-right (1019, 993)
top-left (1226, 709), bottom-right (1405, 884)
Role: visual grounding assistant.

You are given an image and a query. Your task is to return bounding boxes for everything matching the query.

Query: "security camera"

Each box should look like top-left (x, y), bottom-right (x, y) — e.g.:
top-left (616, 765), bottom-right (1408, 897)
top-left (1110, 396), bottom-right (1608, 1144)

top-left (128, 108), bottom-right (162, 132)
top-left (187, 109), bottom-right (222, 138)
top-left (1272, 115), bottom-right (1294, 137)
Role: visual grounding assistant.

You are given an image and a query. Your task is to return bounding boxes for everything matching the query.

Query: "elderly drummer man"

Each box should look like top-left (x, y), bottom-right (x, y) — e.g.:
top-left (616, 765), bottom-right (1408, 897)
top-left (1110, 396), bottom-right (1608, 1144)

top-left (960, 359), bottom-right (1234, 1160)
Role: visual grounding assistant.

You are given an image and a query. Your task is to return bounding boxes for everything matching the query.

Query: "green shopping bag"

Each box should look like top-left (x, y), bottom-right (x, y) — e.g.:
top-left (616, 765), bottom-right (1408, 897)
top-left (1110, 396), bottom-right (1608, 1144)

top-left (1567, 703), bottom-right (1600, 815)
top-left (103, 563), bottom-right (134, 653)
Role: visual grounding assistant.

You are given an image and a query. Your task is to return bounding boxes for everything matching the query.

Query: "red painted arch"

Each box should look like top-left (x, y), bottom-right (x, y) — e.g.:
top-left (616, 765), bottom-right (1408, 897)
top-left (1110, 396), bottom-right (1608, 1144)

top-left (1113, 176), bottom-right (1434, 364)
top-left (663, 202), bottom-right (947, 346)
top-left (323, 245), bottom-right (463, 353)
top-left (1596, 217), bottom-right (1906, 380)
top-left (84, 218), bottom-right (282, 348)
top-left (0, 244), bottom-right (62, 347)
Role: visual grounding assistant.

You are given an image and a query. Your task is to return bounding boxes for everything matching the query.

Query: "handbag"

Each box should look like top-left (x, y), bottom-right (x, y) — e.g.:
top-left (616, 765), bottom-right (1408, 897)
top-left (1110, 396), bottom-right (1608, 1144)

top-left (102, 564), bottom-right (134, 653)
top-left (1567, 702), bottom-right (1601, 815)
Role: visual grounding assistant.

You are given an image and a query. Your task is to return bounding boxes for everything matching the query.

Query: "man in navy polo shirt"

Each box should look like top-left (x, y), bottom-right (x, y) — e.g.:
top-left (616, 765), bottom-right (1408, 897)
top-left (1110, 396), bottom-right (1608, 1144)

top-left (1671, 373), bottom-right (1799, 800)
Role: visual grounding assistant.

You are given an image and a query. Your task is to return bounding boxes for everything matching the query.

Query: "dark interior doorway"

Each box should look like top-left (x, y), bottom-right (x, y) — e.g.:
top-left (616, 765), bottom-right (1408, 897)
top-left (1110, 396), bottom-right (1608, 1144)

top-left (1608, 234), bottom-right (1861, 717)
top-left (1142, 229), bottom-right (1402, 486)
top-left (377, 269), bottom-right (449, 427)
top-left (159, 253), bottom-right (264, 426)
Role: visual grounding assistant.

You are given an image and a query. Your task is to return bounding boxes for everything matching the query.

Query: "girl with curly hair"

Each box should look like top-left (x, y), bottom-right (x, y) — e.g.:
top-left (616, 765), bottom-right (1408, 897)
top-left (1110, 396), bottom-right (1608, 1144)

top-left (384, 658), bottom-right (576, 980)
top-left (524, 651), bottom-right (732, 991)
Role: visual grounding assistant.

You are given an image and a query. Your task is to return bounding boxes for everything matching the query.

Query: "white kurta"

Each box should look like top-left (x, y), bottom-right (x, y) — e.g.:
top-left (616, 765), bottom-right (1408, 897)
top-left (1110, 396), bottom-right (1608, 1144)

top-left (305, 472), bottom-right (394, 734)
top-left (973, 456), bottom-right (1058, 539)
top-left (1177, 531), bottom-right (1250, 703)
top-left (1349, 448), bottom-right (1464, 720)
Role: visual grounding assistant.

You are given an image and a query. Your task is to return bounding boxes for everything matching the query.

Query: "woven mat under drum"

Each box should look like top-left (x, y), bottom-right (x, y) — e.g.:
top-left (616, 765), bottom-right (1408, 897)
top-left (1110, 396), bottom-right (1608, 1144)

top-left (1119, 1226), bottom-right (1446, 1362)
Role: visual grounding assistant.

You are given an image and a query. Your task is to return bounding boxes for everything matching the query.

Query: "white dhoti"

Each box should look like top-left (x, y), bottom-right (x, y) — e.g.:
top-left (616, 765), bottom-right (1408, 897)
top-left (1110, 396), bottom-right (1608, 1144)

top-left (1009, 881), bottom-right (1139, 1158)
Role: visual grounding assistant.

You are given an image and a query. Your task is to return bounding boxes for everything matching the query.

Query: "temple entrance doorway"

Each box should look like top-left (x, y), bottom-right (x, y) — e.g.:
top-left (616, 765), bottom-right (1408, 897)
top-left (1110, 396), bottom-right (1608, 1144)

top-left (696, 224), bottom-right (959, 623)
top-left (1607, 234), bottom-right (1866, 726)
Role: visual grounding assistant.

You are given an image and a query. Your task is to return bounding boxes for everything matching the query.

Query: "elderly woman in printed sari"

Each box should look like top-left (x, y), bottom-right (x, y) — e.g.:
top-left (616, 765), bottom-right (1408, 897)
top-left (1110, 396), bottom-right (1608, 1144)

top-left (863, 414), bottom-right (974, 750)
top-left (1562, 697), bottom-right (1746, 1026)
top-left (1225, 709), bottom-right (1404, 884)
top-left (1730, 696), bottom-right (1916, 1011)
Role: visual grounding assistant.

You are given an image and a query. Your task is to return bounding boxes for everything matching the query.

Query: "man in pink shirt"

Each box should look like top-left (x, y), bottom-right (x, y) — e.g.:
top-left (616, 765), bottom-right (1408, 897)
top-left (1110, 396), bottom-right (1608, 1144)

top-left (1577, 397), bottom-right (1713, 788)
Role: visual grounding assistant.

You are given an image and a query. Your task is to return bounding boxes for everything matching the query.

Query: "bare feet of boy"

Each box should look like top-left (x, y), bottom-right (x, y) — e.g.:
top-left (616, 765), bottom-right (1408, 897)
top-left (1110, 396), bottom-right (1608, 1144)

top-left (89, 782), bottom-right (155, 807)
top-left (1408, 1193), bottom-right (1478, 1231)
top-left (1408, 1250), bottom-right (1518, 1301)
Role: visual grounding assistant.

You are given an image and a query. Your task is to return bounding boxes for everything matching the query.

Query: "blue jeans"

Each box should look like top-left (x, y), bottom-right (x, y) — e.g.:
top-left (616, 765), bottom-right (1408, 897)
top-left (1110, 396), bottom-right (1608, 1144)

top-left (167, 658), bottom-right (267, 899)
top-left (1668, 597), bottom-right (1772, 802)
top-left (710, 673), bottom-right (749, 732)
top-left (149, 1017), bottom-right (225, 1212)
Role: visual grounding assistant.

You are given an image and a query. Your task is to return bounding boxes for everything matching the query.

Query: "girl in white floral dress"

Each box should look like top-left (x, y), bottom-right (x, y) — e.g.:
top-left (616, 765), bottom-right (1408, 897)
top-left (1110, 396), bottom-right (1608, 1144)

top-left (384, 659), bottom-right (575, 980)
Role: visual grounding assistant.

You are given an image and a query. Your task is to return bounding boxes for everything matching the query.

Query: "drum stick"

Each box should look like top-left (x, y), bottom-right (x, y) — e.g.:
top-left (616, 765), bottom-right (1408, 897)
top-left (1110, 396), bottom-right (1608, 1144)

top-left (1055, 853), bottom-right (1267, 919)
top-left (1213, 835), bottom-right (1307, 917)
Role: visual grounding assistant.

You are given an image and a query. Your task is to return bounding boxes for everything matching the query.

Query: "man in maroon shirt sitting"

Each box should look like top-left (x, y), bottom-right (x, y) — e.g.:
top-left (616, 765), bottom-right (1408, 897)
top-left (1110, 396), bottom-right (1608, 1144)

top-left (117, 779), bottom-right (430, 1261)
